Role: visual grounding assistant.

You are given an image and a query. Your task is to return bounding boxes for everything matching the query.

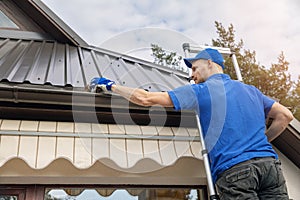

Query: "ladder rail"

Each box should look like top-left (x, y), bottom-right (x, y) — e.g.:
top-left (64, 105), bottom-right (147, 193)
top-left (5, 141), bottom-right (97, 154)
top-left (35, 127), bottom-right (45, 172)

top-left (182, 43), bottom-right (243, 82)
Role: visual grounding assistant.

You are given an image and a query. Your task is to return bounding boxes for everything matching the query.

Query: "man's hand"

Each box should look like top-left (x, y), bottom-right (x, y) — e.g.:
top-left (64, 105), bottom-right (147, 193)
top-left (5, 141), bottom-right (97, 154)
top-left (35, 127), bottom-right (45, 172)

top-left (87, 77), bottom-right (116, 93)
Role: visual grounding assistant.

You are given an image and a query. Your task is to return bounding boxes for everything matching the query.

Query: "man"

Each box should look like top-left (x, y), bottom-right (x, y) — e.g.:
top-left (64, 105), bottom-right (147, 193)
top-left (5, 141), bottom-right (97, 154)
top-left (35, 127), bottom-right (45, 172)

top-left (88, 48), bottom-right (293, 199)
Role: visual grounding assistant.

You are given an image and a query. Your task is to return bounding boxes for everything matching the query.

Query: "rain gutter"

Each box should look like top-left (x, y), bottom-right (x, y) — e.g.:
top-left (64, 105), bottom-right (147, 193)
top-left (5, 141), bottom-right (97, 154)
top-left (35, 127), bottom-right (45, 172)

top-left (0, 83), bottom-right (196, 127)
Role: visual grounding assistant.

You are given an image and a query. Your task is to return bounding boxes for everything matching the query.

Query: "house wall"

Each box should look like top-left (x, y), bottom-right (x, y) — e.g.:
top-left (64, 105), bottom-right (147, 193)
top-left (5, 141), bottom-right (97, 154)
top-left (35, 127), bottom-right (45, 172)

top-left (276, 147), bottom-right (300, 199)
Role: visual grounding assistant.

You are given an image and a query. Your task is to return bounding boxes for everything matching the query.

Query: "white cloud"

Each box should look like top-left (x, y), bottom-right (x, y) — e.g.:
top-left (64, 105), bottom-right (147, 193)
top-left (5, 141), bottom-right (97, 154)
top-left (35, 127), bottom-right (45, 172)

top-left (100, 28), bottom-right (197, 56)
top-left (42, 0), bottom-right (300, 79)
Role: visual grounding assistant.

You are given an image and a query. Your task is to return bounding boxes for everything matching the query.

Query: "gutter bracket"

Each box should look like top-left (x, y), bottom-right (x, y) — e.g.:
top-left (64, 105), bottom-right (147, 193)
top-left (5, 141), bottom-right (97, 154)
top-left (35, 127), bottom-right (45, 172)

top-left (13, 86), bottom-right (19, 103)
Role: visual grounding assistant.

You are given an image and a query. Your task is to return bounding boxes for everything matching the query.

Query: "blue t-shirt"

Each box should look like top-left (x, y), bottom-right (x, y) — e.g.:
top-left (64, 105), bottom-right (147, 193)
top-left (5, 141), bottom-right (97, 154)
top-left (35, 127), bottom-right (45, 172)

top-left (167, 74), bottom-right (277, 182)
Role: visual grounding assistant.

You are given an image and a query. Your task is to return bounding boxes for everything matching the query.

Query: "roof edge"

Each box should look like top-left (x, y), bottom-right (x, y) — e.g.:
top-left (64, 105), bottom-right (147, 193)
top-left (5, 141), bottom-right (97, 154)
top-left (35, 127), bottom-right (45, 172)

top-left (12, 0), bottom-right (88, 46)
top-left (0, 83), bottom-right (197, 127)
top-left (31, 0), bottom-right (89, 46)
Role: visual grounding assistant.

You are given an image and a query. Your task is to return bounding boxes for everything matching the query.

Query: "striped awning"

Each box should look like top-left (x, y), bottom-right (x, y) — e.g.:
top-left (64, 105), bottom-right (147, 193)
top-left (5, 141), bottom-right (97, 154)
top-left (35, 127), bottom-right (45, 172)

top-left (0, 119), bottom-right (205, 185)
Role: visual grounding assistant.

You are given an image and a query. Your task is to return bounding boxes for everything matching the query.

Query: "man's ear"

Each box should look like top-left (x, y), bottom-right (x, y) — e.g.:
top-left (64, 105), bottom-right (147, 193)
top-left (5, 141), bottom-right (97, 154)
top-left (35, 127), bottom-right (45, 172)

top-left (207, 60), bottom-right (213, 68)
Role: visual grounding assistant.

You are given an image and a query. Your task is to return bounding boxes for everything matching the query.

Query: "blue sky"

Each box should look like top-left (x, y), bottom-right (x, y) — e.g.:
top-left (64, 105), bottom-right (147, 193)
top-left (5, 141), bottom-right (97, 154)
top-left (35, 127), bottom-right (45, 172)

top-left (41, 0), bottom-right (300, 80)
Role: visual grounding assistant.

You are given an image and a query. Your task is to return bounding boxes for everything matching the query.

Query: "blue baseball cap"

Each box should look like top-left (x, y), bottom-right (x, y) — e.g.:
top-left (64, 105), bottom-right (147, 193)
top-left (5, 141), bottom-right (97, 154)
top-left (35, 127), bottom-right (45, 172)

top-left (183, 48), bottom-right (225, 69)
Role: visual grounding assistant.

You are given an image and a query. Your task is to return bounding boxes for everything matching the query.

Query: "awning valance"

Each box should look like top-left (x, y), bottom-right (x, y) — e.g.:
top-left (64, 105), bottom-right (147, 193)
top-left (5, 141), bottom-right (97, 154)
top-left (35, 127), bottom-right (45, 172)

top-left (0, 120), bottom-right (203, 178)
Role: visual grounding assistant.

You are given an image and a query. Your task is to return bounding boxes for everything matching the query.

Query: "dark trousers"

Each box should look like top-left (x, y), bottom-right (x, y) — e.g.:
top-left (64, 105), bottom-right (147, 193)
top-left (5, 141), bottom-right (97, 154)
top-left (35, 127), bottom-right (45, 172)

top-left (216, 157), bottom-right (289, 200)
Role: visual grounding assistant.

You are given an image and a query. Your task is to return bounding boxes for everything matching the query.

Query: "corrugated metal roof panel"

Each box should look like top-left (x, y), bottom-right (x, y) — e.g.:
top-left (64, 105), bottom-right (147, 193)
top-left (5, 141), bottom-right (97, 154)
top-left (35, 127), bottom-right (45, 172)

top-left (0, 38), bottom-right (189, 91)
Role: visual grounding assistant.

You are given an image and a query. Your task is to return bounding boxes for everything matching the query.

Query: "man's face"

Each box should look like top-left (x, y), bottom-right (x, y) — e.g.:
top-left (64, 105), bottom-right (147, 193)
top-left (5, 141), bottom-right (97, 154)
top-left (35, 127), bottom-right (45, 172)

top-left (191, 59), bottom-right (210, 83)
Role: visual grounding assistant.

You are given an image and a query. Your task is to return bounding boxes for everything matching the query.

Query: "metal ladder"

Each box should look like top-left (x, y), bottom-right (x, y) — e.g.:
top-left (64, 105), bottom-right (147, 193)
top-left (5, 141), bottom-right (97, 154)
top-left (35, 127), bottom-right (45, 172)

top-left (182, 43), bottom-right (243, 200)
top-left (182, 43), bottom-right (243, 82)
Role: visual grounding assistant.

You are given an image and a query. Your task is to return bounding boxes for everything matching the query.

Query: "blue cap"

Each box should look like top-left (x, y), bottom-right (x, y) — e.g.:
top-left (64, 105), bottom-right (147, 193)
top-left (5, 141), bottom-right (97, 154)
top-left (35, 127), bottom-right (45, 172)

top-left (183, 48), bottom-right (225, 69)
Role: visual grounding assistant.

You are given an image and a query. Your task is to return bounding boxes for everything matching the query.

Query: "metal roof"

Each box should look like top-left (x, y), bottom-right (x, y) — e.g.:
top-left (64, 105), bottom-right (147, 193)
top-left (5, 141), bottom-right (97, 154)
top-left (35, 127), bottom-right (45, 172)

top-left (0, 37), bottom-right (188, 91)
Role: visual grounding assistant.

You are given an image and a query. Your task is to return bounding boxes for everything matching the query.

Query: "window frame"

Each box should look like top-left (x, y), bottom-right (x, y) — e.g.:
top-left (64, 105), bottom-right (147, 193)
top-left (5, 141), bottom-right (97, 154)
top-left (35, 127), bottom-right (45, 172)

top-left (0, 188), bottom-right (26, 200)
top-left (0, 185), bottom-right (208, 200)
top-left (44, 186), bottom-right (209, 200)
top-left (0, 0), bottom-right (45, 32)
top-left (0, 9), bottom-right (19, 30)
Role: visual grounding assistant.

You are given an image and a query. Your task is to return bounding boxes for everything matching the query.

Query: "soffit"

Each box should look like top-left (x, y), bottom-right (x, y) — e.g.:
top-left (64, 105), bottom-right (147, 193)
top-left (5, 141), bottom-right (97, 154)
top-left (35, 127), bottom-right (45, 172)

top-left (273, 118), bottom-right (300, 168)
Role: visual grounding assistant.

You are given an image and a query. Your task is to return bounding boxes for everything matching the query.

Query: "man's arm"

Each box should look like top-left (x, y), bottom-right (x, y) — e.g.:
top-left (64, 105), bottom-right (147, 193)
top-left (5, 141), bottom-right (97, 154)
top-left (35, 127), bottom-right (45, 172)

top-left (265, 102), bottom-right (294, 142)
top-left (111, 85), bottom-right (174, 107)
top-left (87, 77), bottom-right (174, 107)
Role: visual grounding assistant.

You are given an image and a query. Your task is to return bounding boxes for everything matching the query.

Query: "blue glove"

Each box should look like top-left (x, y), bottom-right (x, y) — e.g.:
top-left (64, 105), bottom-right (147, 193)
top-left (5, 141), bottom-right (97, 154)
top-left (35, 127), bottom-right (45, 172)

top-left (88, 77), bottom-right (115, 92)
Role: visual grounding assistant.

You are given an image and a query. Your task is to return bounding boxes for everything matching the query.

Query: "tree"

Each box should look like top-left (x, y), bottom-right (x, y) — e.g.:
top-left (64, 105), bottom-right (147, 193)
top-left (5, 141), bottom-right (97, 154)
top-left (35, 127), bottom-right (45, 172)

top-left (212, 22), bottom-right (244, 80)
top-left (150, 44), bottom-right (184, 71)
top-left (212, 21), bottom-right (267, 87)
top-left (211, 21), bottom-right (299, 120)
top-left (289, 76), bottom-right (300, 119)
top-left (262, 52), bottom-right (293, 101)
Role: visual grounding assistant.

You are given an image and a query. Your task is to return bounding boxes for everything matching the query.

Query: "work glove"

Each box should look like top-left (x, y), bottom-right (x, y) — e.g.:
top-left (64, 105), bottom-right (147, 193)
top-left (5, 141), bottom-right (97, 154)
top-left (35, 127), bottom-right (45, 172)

top-left (88, 77), bottom-right (116, 93)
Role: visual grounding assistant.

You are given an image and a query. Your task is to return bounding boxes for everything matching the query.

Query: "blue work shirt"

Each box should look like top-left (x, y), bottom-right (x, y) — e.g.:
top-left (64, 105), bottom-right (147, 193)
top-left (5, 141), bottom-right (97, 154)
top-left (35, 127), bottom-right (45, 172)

top-left (167, 73), bottom-right (278, 182)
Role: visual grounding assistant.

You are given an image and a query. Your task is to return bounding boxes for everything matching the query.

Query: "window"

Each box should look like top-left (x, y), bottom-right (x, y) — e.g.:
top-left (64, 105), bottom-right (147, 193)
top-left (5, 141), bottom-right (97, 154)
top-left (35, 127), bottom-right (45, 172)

top-left (0, 0), bottom-right (44, 32)
top-left (45, 188), bottom-right (208, 200)
top-left (0, 195), bottom-right (18, 200)
top-left (0, 189), bottom-right (25, 200)
top-left (0, 9), bottom-right (19, 29)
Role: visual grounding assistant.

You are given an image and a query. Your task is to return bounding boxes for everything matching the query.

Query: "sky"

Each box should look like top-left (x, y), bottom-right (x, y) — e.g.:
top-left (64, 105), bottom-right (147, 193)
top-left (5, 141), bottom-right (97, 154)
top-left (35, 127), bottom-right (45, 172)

top-left (41, 0), bottom-right (300, 80)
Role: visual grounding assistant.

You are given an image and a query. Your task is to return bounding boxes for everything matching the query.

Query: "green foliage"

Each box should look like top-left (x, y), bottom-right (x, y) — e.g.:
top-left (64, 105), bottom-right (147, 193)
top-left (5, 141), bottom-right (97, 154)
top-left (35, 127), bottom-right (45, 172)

top-left (150, 44), bottom-right (184, 71)
top-left (263, 52), bottom-right (293, 101)
top-left (212, 21), bottom-right (299, 120)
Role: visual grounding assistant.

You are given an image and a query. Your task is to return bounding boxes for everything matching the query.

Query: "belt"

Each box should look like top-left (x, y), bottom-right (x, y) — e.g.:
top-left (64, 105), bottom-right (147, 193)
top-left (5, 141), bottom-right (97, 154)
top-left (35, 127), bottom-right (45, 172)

top-left (234, 157), bottom-right (275, 167)
top-left (217, 157), bottom-right (276, 181)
